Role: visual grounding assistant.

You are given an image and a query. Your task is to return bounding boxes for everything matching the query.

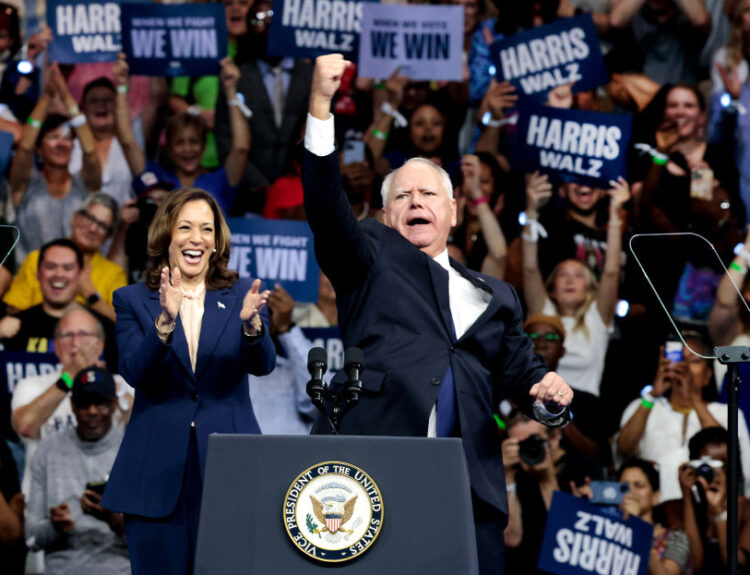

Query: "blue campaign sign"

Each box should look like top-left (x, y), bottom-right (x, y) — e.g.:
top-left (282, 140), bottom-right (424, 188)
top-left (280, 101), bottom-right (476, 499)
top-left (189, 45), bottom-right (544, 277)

top-left (227, 218), bottom-right (320, 304)
top-left (358, 4), bottom-right (463, 81)
top-left (301, 327), bottom-right (343, 372)
top-left (47, 0), bottom-right (128, 63)
top-left (268, 0), bottom-right (378, 60)
top-left (120, 3), bottom-right (228, 77)
top-left (490, 14), bottom-right (607, 100)
top-left (0, 351), bottom-right (60, 437)
top-left (0, 130), bottom-right (13, 177)
top-left (514, 101), bottom-right (632, 187)
top-left (538, 492), bottom-right (653, 575)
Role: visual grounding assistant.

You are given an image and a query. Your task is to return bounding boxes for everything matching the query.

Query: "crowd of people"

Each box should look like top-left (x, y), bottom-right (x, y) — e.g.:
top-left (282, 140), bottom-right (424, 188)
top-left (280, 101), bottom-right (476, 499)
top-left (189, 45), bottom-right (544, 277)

top-left (0, 0), bottom-right (750, 573)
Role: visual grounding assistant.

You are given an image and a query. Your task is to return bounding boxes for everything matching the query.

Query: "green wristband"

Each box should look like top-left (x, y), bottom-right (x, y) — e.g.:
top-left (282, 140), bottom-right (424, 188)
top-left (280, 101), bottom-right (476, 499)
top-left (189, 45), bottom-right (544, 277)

top-left (61, 371), bottom-right (73, 389)
top-left (374, 82), bottom-right (386, 90)
top-left (730, 261), bottom-right (745, 273)
top-left (27, 117), bottom-right (42, 129)
top-left (652, 154), bottom-right (668, 166)
top-left (640, 398), bottom-right (654, 410)
top-left (371, 128), bottom-right (389, 141)
top-left (493, 414), bottom-right (507, 431)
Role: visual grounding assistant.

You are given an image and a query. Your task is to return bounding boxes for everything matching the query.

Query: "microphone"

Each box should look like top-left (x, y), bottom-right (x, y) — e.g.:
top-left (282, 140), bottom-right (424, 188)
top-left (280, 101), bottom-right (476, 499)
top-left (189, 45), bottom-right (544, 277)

top-left (306, 347), bottom-right (328, 408)
top-left (344, 347), bottom-right (364, 405)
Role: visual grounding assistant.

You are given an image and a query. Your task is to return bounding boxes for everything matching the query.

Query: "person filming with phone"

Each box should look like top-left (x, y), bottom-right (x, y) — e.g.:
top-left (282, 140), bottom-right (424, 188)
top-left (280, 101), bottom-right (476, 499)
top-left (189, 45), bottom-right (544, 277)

top-left (572, 459), bottom-right (691, 575)
top-left (617, 332), bottom-right (750, 503)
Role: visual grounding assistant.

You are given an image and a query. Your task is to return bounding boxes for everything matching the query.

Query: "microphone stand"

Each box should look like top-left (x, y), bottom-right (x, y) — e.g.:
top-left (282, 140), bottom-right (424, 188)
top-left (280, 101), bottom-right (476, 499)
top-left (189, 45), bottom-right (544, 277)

top-left (307, 349), bottom-right (364, 434)
top-left (716, 345), bottom-right (749, 575)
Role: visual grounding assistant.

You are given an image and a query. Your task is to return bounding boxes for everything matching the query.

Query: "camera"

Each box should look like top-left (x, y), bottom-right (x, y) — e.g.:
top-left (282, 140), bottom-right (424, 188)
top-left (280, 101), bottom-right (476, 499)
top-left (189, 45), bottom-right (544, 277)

top-left (518, 434), bottom-right (548, 466)
top-left (690, 456), bottom-right (723, 484)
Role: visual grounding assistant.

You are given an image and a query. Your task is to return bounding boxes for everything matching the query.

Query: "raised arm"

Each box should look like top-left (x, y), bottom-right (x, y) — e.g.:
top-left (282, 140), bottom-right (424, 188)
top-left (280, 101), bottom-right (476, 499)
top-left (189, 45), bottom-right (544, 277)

top-left (461, 155), bottom-right (507, 279)
top-left (609, 0), bottom-right (647, 29)
top-left (9, 92), bottom-right (50, 206)
top-left (521, 171), bottom-right (552, 314)
top-left (596, 177), bottom-right (630, 325)
top-left (112, 53), bottom-right (145, 176)
top-left (363, 68), bottom-right (408, 163)
top-left (617, 353), bottom-right (669, 456)
top-left (302, 54), bottom-right (375, 295)
top-left (475, 80), bottom-right (517, 160)
top-left (54, 64), bottom-right (101, 192)
top-left (708, 228), bottom-right (750, 346)
top-left (220, 58), bottom-right (251, 188)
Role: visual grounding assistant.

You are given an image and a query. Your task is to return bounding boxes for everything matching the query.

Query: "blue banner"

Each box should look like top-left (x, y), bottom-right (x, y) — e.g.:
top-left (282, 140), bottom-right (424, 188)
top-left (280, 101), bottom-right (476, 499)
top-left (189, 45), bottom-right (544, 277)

top-left (268, 0), bottom-right (378, 59)
top-left (358, 4), bottom-right (463, 81)
top-left (0, 130), bottom-right (12, 177)
top-left (120, 3), bottom-right (227, 77)
top-left (538, 492), bottom-right (652, 575)
top-left (227, 218), bottom-right (320, 304)
top-left (47, 0), bottom-right (125, 63)
top-left (489, 14), bottom-right (607, 100)
top-left (0, 351), bottom-right (60, 437)
top-left (301, 327), bottom-right (343, 372)
top-left (514, 102), bottom-right (632, 186)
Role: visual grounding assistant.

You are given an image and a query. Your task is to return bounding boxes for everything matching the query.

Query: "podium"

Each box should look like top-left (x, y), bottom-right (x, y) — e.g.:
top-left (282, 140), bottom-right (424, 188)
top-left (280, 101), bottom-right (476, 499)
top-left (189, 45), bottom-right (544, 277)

top-left (195, 435), bottom-right (479, 574)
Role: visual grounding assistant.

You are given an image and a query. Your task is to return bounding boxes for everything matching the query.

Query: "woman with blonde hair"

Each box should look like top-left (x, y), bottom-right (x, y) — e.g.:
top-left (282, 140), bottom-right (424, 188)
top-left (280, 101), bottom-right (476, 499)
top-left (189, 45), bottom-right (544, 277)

top-left (522, 171), bottom-right (630, 397)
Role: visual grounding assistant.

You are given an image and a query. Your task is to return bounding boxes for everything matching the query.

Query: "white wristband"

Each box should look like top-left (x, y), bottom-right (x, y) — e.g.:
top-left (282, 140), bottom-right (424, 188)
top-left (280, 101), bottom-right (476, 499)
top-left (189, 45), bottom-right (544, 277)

top-left (380, 101), bottom-right (408, 128)
top-left (187, 104), bottom-right (202, 117)
top-left (486, 115), bottom-right (518, 128)
top-left (739, 249), bottom-right (750, 268)
top-left (521, 218), bottom-right (548, 243)
top-left (69, 113), bottom-right (87, 129)
top-left (228, 98), bottom-right (252, 119)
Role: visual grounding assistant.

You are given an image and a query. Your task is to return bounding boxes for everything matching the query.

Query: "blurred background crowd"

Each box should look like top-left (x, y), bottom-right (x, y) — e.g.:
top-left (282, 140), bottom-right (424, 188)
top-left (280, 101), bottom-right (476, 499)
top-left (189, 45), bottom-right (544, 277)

top-left (2, 0), bottom-right (750, 573)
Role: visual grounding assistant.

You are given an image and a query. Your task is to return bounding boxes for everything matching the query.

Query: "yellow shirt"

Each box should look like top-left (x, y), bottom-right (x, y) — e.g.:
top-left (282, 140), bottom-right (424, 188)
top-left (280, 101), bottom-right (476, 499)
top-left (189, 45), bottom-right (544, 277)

top-left (4, 250), bottom-right (127, 310)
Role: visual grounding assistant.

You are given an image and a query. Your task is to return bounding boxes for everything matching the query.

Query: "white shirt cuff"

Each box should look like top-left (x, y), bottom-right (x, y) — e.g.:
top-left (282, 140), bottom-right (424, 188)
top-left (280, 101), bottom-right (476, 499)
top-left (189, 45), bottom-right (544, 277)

top-left (304, 113), bottom-right (336, 157)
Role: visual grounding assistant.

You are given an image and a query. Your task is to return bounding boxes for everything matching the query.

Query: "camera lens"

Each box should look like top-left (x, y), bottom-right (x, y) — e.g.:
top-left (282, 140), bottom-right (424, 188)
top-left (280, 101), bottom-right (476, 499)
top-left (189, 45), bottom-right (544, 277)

top-left (518, 434), bottom-right (547, 466)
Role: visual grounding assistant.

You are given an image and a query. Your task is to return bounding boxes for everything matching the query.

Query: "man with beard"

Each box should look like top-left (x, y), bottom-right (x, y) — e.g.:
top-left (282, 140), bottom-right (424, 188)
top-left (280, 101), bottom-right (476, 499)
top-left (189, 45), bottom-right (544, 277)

top-left (214, 0), bottom-right (314, 205)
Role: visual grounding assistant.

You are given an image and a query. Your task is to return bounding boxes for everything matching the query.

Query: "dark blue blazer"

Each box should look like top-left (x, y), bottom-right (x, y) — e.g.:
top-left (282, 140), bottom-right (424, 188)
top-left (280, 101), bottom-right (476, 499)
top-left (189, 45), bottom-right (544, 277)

top-left (302, 149), bottom-right (548, 517)
top-left (101, 280), bottom-right (276, 518)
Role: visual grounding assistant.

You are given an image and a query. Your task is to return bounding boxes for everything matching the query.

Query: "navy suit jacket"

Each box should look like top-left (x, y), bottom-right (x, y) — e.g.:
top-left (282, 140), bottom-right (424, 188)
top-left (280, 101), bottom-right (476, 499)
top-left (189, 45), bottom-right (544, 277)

top-left (302, 149), bottom-right (548, 517)
top-left (101, 280), bottom-right (276, 518)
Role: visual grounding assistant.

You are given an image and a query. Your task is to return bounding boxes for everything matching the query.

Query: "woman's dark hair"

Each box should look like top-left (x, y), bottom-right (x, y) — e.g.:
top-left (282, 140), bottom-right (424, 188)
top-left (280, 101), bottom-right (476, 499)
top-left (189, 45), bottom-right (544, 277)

top-left (82, 77), bottom-right (116, 101)
top-left (617, 458), bottom-right (660, 491)
top-left (144, 187), bottom-right (238, 291)
top-left (0, 3), bottom-right (21, 58)
top-left (35, 114), bottom-right (72, 148)
top-left (165, 113), bottom-right (208, 148)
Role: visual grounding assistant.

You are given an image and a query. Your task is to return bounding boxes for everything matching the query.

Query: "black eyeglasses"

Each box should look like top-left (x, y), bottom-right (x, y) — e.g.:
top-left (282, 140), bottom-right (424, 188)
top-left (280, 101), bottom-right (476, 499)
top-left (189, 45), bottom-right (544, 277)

top-left (526, 332), bottom-right (561, 342)
top-left (76, 210), bottom-right (112, 235)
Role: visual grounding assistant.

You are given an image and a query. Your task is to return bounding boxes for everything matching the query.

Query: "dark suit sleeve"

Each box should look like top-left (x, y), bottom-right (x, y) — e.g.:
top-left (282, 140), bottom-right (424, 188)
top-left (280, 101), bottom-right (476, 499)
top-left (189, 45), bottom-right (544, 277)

top-left (113, 288), bottom-right (172, 390)
top-left (496, 283), bottom-right (549, 415)
top-left (301, 147), bottom-right (375, 294)
top-left (240, 302), bottom-right (276, 376)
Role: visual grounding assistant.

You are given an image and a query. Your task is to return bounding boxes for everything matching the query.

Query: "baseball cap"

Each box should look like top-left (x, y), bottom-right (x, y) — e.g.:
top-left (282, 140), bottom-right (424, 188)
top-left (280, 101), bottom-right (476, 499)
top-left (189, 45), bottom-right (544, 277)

top-left (72, 366), bottom-right (116, 405)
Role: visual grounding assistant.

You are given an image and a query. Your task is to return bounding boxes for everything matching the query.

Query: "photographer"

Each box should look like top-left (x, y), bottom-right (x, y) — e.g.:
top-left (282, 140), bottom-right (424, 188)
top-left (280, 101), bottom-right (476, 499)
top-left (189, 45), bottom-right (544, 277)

top-left (502, 411), bottom-right (586, 575)
top-left (678, 427), bottom-right (750, 573)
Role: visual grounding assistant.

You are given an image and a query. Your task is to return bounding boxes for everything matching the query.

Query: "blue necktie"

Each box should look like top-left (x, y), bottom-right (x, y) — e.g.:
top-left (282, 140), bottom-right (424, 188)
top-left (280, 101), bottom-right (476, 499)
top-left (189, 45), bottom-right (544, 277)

top-left (436, 308), bottom-right (457, 438)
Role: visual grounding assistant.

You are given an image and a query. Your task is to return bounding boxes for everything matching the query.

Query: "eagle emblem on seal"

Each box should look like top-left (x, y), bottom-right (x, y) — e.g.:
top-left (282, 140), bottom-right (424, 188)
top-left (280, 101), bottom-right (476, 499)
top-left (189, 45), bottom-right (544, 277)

top-left (310, 495), bottom-right (358, 535)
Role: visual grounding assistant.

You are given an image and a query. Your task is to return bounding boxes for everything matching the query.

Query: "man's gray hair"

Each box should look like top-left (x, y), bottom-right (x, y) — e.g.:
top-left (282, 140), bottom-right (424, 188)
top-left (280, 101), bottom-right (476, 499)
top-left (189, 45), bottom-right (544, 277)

top-left (81, 192), bottom-right (119, 233)
top-left (380, 157), bottom-right (454, 206)
top-left (54, 305), bottom-right (106, 339)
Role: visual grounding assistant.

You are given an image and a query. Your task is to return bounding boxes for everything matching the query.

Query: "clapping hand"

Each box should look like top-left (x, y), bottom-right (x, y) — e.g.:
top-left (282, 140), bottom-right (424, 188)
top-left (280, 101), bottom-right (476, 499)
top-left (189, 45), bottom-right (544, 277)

top-left (159, 266), bottom-right (182, 326)
top-left (240, 279), bottom-right (271, 334)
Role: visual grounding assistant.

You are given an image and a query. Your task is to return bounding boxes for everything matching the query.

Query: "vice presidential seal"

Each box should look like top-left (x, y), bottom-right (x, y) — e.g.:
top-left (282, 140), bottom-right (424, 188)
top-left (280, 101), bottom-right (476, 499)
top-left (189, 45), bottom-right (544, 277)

top-left (283, 461), bottom-right (384, 563)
